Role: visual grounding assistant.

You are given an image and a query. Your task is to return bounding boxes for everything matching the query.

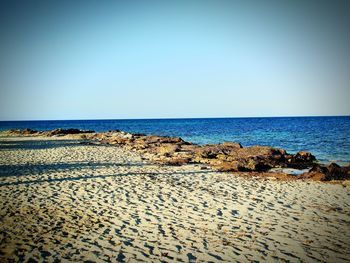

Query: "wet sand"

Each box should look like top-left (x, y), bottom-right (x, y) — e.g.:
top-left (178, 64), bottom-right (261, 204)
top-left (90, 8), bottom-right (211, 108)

top-left (0, 136), bottom-right (350, 262)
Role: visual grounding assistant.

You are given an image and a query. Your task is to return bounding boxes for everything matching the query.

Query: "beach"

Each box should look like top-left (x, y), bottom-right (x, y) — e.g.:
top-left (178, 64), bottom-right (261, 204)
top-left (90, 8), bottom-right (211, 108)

top-left (1, 135), bottom-right (350, 262)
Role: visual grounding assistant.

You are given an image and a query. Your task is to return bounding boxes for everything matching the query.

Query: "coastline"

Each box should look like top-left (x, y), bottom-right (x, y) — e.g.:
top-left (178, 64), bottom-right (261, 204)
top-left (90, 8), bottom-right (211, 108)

top-left (1, 135), bottom-right (350, 262)
top-left (2, 128), bottom-right (349, 182)
top-left (1, 116), bottom-right (349, 166)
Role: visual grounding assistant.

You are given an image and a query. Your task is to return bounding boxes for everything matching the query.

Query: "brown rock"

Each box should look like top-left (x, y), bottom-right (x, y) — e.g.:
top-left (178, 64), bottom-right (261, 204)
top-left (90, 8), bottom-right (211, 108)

top-left (284, 151), bottom-right (316, 168)
top-left (139, 135), bottom-right (186, 145)
top-left (299, 163), bottom-right (350, 181)
top-left (47, 128), bottom-right (95, 136)
top-left (158, 157), bottom-right (191, 166)
top-left (300, 172), bottom-right (326, 181)
top-left (215, 162), bottom-right (240, 172)
top-left (153, 144), bottom-right (181, 156)
top-left (109, 137), bottom-right (129, 145)
top-left (241, 157), bottom-right (273, 171)
top-left (221, 142), bottom-right (243, 149)
top-left (295, 151), bottom-right (316, 162)
top-left (193, 142), bottom-right (242, 159)
top-left (6, 129), bottom-right (39, 135)
top-left (195, 145), bottom-right (222, 158)
top-left (21, 128), bottom-right (38, 135)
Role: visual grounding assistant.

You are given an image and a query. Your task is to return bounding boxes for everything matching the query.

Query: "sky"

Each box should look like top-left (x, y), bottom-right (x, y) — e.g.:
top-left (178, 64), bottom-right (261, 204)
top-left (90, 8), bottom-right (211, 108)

top-left (0, 0), bottom-right (349, 120)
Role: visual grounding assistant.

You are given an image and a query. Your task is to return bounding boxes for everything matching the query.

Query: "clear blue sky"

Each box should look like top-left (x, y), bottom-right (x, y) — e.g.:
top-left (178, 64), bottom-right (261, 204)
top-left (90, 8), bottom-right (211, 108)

top-left (0, 0), bottom-right (349, 120)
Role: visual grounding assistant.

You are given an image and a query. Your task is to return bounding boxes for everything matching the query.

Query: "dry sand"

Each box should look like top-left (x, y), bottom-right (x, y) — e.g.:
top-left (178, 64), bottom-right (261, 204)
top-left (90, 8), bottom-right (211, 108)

top-left (0, 135), bottom-right (349, 262)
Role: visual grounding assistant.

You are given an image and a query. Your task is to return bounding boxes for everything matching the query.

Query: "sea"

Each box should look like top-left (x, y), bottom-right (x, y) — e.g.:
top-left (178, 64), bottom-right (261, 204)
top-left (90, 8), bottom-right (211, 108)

top-left (1, 116), bottom-right (349, 165)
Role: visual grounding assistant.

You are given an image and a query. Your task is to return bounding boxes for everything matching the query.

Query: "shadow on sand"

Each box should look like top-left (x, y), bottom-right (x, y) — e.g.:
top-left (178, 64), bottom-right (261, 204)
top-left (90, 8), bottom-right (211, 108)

top-left (0, 170), bottom-right (216, 187)
top-left (0, 139), bottom-right (93, 150)
top-left (0, 162), bottom-right (152, 177)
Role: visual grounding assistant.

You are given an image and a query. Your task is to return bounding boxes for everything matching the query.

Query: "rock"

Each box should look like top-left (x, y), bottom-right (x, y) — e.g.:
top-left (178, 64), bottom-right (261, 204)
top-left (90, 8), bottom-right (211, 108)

top-left (326, 162), bottom-right (340, 173)
top-left (215, 162), bottom-right (240, 172)
top-left (239, 146), bottom-right (278, 156)
top-left (194, 142), bottom-right (243, 159)
top-left (139, 135), bottom-right (186, 145)
top-left (178, 142), bottom-right (315, 174)
top-left (178, 145), bottom-right (199, 158)
top-left (299, 163), bottom-right (350, 181)
top-left (90, 133), bottom-right (107, 140)
top-left (109, 132), bottom-right (133, 140)
top-left (109, 137), bottom-right (129, 145)
top-left (158, 157), bottom-right (191, 166)
top-left (295, 151), bottom-right (316, 162)
top-left (132, 141), bottom-right (147, 150)
top-left (221, 142), bottom-right (243, 149)
top-left (227, 147), bottom-right (287, 169)
top-left (46, 128), bottom-right (95, 136)
top-left (21, 128), bottom-right (38, 135)
top-left (195, 145), bottom-right (222, 159)
top-left (241, 157), bottom-right (273, 172)
top-left (214, 156), bottom-right (273, 173)
top-left (133, 133), bottom-right (146, 137)
top-left (153, 144), bottom-right (181, 156)
top-left (6, 129), bottom-right (38, 135)
top-left (298, 171), bottom-right (326, 181)
top-left (286, 151), bottom-right (316, 169)
top-left (216, 154), bottom-right (236, 162)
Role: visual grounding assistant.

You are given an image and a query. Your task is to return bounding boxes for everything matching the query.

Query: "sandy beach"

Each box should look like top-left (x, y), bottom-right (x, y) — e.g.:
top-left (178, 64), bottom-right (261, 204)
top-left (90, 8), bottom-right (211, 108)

top-left (1, 135), bottom-right (350, 262)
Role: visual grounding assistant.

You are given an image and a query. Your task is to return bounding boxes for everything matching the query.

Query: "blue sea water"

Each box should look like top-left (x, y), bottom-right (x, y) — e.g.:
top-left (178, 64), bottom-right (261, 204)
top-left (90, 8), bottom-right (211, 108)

top-left (0, 116), bottom-right (349, 165)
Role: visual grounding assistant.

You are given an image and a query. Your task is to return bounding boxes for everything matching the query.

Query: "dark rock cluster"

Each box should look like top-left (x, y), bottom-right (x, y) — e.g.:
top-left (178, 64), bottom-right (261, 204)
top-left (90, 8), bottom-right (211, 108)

top-left (6, 128), bottom-right (39, 135)
top-left (85, 131), bottom-right (317, 172)
top-left (300, 163), bottom-right (350, 181)
top-left (43, 128), bottom-right (95, 136)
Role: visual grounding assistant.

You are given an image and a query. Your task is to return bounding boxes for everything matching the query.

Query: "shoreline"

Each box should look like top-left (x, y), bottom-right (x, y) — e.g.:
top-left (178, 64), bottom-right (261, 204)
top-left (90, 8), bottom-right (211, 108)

top-left (1, 116), bottom-right (349, 167)
top-left (1, 135), bottom-right (350, 261)
top-left (2, 128), bottom-right (349, 182)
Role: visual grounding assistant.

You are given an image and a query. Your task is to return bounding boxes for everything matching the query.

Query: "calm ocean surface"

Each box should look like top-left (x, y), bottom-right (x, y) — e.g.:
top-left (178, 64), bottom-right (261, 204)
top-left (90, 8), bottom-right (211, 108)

top-left (1, 116), bottom-right (349, 165)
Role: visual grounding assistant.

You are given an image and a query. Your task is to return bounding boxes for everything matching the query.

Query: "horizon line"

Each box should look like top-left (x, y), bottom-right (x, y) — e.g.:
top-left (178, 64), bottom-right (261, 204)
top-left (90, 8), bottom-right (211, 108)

top-left (1, 114), bottom-right (349, 122)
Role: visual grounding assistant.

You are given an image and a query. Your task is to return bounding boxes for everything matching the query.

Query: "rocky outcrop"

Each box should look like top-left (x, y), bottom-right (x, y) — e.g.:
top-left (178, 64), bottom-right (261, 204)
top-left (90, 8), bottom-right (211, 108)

top-left (81, 130), bottom-right (317, 173)
top-left (4, 128), bottom-right (39, 135)
top-left (44, 128), bottom-right (95, 136)
top-left (285, 151), bottom-right (316, 169)
top-left (193, 142), bottom-right (242, 159)
top-left (9, 128), bottom-right (350, 182)
top-left (194, 145), bottom-right (315, 172)
top-left (2, 128), bottom-right (95, 137)
top-left (299, 163), bottom-right (350, 181)
top-left (158, 157), bottom-right (192, 166)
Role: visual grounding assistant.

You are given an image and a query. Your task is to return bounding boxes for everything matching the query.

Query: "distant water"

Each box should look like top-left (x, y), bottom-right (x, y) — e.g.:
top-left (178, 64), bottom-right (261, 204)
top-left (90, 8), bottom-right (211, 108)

top-left (1, 116), bottom-right (349, 165)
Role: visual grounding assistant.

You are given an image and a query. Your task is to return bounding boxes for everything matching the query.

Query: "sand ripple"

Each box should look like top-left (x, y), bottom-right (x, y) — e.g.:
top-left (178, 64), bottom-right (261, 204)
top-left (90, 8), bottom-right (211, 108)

top-left (1, 136), bottom-right (350, 262)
